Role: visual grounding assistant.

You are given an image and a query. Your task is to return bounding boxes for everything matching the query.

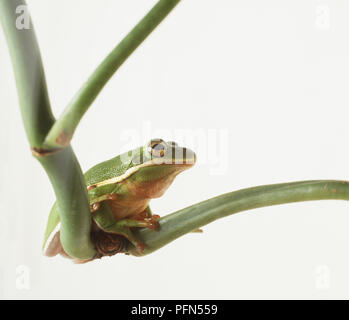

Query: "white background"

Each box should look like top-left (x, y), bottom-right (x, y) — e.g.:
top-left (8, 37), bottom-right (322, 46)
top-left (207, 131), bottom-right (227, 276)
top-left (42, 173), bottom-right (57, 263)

top-left (1, 0), bottom-right (349, 299)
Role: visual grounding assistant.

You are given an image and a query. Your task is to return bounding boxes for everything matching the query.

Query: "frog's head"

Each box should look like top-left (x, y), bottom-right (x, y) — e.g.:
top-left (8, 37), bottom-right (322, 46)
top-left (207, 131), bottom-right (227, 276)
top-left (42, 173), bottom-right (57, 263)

top-left (125, 139), bottom-right (196, 199)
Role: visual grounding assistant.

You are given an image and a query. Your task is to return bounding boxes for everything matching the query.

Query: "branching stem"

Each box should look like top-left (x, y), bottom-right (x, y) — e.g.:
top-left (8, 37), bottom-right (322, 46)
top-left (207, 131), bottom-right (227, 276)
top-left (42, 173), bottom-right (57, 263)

top-left (43, 0), bottom-right (182, 149)
top-left (2, 1), bottom-right (348, 262)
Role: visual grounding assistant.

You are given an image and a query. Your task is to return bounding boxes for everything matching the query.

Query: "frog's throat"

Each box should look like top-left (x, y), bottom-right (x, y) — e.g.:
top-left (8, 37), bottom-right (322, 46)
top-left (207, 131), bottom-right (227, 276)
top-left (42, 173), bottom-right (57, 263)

top-left (89, 158), bottom-right (192, 189)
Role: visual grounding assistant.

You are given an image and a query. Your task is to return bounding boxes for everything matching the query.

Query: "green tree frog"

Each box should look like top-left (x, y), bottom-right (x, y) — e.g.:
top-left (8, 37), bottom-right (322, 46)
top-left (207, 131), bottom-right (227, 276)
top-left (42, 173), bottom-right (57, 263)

top-left (43, 139), bottom-right (196, 261)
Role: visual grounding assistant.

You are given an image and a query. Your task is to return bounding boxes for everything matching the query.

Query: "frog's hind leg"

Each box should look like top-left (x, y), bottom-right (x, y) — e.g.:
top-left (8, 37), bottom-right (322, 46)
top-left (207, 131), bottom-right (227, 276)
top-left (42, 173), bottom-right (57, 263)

top-left (93, 202), bottom-right (147, 254)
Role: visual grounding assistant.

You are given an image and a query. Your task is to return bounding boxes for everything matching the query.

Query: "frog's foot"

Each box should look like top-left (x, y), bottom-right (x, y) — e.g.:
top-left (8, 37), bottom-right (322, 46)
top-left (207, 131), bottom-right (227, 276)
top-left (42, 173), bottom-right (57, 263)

top-left (131, 211), bottom-right (160, 230)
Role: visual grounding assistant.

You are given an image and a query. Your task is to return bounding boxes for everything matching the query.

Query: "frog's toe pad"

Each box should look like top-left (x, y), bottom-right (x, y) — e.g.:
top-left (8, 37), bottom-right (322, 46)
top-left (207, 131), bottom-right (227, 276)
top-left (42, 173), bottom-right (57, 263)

top-left (145, 215), bottom-right (160, 230)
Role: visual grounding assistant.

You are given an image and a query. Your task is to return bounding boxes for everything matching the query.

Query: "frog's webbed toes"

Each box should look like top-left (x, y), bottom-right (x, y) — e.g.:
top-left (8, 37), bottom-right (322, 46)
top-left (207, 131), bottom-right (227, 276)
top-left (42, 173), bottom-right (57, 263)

top-left (130, 213), bottom-right (160, 230)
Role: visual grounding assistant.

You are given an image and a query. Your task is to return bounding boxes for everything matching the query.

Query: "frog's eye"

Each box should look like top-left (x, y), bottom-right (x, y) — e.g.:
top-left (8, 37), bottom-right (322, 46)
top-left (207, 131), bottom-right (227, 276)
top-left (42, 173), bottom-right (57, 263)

top-left (167, 141), bottom-right (179, 147)
top-left (148, 139), bottom-right (167, 158)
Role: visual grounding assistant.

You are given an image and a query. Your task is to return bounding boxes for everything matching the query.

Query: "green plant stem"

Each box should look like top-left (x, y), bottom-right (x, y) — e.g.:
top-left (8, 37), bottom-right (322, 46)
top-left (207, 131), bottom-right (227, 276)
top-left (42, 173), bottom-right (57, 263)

top-left (0, 0), bottom-right (54, 148)
top-left (0, 0), bottom-right (96, 259)
top-left (130, 180), bottom-right (349, 256)
top-left (38, 147), bottom-right (96, 259)
top-left (43, 0), bottom-right (181, 149)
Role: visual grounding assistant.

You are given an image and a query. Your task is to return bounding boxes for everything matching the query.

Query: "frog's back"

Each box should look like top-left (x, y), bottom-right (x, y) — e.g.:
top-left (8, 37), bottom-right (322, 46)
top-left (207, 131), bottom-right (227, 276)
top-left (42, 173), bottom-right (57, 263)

top-left (84, 150), bottom-right (135, 186)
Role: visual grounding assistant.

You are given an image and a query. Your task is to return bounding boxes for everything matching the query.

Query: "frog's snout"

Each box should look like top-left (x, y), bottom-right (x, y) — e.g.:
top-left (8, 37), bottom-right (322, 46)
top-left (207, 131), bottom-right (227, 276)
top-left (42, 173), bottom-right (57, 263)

top-left (183, 147), bottom-right (196, 166)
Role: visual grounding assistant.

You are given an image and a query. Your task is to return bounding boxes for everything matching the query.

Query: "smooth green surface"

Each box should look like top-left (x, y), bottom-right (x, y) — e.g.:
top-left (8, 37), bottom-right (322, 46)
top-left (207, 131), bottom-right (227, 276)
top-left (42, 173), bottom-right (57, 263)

top-left (43, 0), bottom-right (182, 149)
top-left (0, 0), bottom-right (55, 148)
top-left (38, 146), bottom-right (96, 259)
top-left (131, 180), bottom-right (349, 255)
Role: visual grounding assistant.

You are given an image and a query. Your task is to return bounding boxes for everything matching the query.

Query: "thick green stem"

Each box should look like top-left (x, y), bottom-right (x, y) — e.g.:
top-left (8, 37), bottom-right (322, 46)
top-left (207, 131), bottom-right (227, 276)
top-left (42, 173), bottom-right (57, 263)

top-left (0, 0), bottom-right (95, 259)
top-left (37, 147), bottom-right (96, 259)
top-left (0, 0), bottom-right (54, 148)
top-left (43, 0), bottom-right (181, 149)
top-left (130, 180), bottom-right (349, 256)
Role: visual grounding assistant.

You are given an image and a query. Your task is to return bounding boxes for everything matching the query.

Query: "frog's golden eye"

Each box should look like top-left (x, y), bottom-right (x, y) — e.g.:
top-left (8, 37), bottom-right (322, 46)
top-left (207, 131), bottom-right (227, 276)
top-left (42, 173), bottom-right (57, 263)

top-left (148, 139), bottom-right (167, 158)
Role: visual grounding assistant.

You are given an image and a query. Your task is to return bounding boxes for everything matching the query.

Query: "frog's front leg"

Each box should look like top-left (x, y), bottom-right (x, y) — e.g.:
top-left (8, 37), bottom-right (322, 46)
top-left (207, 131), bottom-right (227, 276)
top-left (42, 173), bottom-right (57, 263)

top-left (88, 184), bottom-right (118, 212)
